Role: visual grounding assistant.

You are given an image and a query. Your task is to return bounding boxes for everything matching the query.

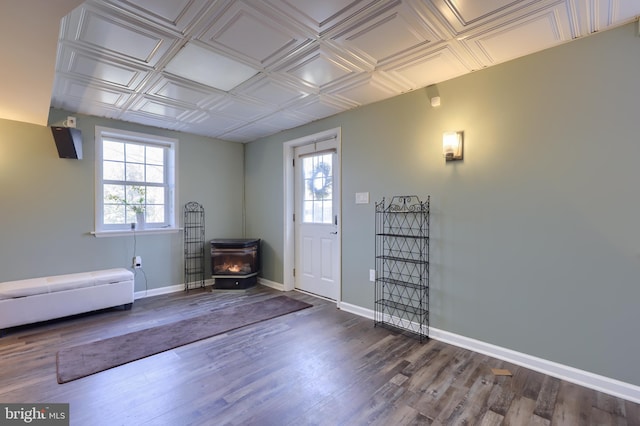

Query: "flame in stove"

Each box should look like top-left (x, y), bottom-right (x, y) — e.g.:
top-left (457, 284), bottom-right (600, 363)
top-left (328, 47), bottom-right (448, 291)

top-left (214, 258), bottom-right (252, 274)
top-left (226, 263), bottom-right (241, 273)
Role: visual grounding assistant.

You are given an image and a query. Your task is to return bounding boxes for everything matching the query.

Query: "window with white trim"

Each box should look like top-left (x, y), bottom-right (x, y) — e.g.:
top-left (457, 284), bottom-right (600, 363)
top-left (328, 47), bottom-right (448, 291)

top-left (95, 126), bottom-right (177, 234)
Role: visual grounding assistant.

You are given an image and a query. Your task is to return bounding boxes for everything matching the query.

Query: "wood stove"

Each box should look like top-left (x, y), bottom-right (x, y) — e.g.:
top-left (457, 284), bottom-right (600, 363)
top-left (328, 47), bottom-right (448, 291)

top-left (210, 238), bottom-right (260, 289)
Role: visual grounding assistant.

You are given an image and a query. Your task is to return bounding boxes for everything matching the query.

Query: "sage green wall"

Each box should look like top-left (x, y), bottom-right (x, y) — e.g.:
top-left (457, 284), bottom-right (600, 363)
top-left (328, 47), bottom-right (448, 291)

top-left (0, 110), bottom-right (244, 291)
top-left (245, 22), bottom-right (640, 386)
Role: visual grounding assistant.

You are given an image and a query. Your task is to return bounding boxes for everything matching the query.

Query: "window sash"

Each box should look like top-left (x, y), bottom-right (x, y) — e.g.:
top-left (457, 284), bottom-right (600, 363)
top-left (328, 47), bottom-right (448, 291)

top-left (95, 126), bottom-right (177, 233)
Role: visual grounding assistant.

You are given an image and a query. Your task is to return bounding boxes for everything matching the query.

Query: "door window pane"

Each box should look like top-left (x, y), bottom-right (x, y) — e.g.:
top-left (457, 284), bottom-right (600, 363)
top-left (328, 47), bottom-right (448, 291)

top-left (302, 153), bottom-right (333, 224)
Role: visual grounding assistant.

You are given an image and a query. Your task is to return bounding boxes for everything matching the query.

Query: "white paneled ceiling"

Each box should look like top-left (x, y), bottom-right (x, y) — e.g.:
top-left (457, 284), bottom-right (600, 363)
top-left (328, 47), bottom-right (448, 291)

top-left (49, 0), bottom-right (640, 142)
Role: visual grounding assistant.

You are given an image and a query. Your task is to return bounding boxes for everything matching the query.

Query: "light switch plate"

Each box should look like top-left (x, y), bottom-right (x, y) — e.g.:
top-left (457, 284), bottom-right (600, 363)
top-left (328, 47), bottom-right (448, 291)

top-left (355, 192), bottom-right (369, 204)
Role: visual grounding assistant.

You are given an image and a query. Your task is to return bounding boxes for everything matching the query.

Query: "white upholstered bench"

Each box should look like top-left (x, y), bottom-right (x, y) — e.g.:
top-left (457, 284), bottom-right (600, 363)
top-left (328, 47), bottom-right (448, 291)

top-left (0, 268), bottom-right (134, 332)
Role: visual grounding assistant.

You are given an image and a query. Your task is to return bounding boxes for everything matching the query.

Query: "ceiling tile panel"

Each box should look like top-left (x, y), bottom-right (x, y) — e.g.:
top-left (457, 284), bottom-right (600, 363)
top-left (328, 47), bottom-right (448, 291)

top-left (441, 0), bottom-right (529, 25)
top-left (118, 110), bottom-right (183, 130)
top-left (64, 3), bottom-right (178, 66)
top-left (181, 111), bottom-right (246, 135)
top-left (428, 0), bottom-right (556, 34)
top-left (145, 76), bottom-right (224, 107)
top-left (69, 86), bottom-right (126, 107)
top-left (129, 97), bottom-right (193, 121)
top-left (236, 76), bottom-right (311, 106)
top-left (52, 76), bottom-right (132, 110)
top-left (220, 121), bottom-right (283, 142)
top-left (382, 44), bottom-right (473, 90)
top-left (282, 45), bottom-right (364, 89)
top-left (56, 99), bottom-right (124, 119)
top-left (101, 0), bottom-right (212, 34)
top-left (331, 1), bottom-right (445, 65)
top-left (462, 4), bottom-right (573, 66)
top-left (292, 95), bottom-right (356, 120)
top-left (198, 1), bottom-right (311, 67)
top-left (255, 110), bottom-right (316, 130)
top-left (209, 97), bottom-right (275, 121)
top-left (290, 53), bottom-right (350, 87)
top-left (262, 0), bottom-right (384, 35)
top-left (328, 73), bottom-right (405, 106)
top-left (46, 0), bottom-right (640, 142)
top-left (583, 0), bottom-right (640, 32)
top-left (57, 46), bottom-right (149, 90)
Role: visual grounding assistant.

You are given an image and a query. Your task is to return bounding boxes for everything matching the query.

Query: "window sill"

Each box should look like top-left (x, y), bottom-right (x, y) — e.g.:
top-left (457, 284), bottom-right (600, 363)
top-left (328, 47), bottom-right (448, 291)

top-left (92, 227), bottom-right (181, 238)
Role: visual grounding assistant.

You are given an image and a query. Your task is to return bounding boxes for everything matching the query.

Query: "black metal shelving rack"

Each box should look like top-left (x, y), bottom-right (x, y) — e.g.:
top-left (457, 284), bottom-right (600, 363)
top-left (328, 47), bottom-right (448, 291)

top-left (183, 201), bottom-right (205, 291)
top-left (375, 195), bottom-right (430, 342)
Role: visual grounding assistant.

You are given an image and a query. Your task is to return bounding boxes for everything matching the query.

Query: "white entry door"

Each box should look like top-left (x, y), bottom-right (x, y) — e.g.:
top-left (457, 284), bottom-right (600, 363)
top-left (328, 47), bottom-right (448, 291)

top-left (294, 139), bottom-right (340, 300)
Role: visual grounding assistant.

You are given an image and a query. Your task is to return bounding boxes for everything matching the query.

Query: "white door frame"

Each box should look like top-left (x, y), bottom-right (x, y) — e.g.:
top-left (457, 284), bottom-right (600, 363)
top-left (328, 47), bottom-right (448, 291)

top-left (283, 127), bottom-right (341, 304)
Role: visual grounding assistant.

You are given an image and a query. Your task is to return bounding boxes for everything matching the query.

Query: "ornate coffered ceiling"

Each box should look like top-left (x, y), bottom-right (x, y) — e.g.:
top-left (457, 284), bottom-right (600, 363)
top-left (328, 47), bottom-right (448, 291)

top-left (47, 0), bottom-right (639, 142)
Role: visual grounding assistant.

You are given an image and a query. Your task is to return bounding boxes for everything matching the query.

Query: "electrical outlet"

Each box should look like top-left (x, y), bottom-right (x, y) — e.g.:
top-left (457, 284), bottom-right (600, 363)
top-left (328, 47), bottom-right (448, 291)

top-left (369, 269), bottom-right (376, 282)
top-left (133, 256), bottom-right (142, 269)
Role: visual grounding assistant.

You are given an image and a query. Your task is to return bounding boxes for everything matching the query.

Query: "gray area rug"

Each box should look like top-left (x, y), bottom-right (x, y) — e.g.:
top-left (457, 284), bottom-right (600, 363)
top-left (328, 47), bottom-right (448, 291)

top-left (56, 295), bottom-right (311, 383)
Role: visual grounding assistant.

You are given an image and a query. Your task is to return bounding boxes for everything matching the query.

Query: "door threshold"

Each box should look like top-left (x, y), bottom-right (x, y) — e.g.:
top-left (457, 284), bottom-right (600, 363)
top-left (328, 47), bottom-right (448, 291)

top-left (294, 288), bottom-right (337, 304)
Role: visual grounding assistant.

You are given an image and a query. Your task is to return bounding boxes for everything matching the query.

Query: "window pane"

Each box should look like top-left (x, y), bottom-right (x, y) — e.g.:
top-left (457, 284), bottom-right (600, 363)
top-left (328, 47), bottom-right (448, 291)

top-left (146, 204), bottom-right (164, 223)
top-left (125, 209), bottom-right (138, 224)
top-left (97, 127), bottom-right (176, 231)
top-left (126, 163), bottom-right (145, 182)
top-left (103, 140), bottom-right (124, 161)
top-left (146, 165), bottom-right (164, 183)
top-left (301, 153), bottom-right (333, 223)
top-left (304, 182), bottom-right (313, 201)
top-left (303, 157), bottom-right (313, 179)
top-left (313, 201), bottom-right (324, 222)
top-left (146, 186), bottom-right (164, 204)
top-left (104, 204), bottom-right (125, 224)
top-left (303, 200), bottom-right (313, 222)
top-left (104, 184), bottom-right (124, 203)
top-left (103, 161), bottom-right (124, 181)
top-left (126, 186), bottom-right (146, 207)
top-left (323, 201), bottom-right (333, 223)
top-left (146, 146), bottom-right (164, 165)
top-left (126, 144), bottom-right (145, 164)
top-left (306, 160), bottom-right (331, 200)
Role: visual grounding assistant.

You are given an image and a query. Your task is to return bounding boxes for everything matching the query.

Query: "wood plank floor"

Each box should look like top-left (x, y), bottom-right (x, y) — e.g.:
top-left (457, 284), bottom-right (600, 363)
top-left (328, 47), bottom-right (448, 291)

top-left (1, 286), bottom-right (638, 425)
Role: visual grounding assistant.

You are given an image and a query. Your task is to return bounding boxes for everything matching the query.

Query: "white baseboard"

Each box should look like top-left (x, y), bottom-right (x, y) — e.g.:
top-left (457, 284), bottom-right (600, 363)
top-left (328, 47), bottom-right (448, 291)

top-left (258, 277), bottom-right (284, 291)
top-left (339, 301), bottom-right (640, 404)
top-left (131, 284), bottom-right (640, 404)
top-left (337, 300), bottom-right (372, 318)
top-left (134, 279), bottom-right (217, 299)
top-left (135, 278), bottom-right (282, 300)
top-left (134, 283), bottom-right (184, 299)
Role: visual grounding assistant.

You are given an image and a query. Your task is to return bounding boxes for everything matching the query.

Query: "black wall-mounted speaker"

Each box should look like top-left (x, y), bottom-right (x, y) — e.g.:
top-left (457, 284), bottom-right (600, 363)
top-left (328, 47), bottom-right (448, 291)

top-left (51, 126), bottom-right (83, 159)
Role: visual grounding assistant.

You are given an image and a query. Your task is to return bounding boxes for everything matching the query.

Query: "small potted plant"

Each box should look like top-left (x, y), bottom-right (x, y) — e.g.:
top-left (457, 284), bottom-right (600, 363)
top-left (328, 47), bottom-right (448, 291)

top-left (106, 186), bottom-right (146, 229)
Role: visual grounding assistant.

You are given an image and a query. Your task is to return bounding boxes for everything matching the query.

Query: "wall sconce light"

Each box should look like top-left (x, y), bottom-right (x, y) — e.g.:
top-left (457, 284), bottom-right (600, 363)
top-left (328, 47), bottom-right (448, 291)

top-left (443, 131), bottom-right (463, 161)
